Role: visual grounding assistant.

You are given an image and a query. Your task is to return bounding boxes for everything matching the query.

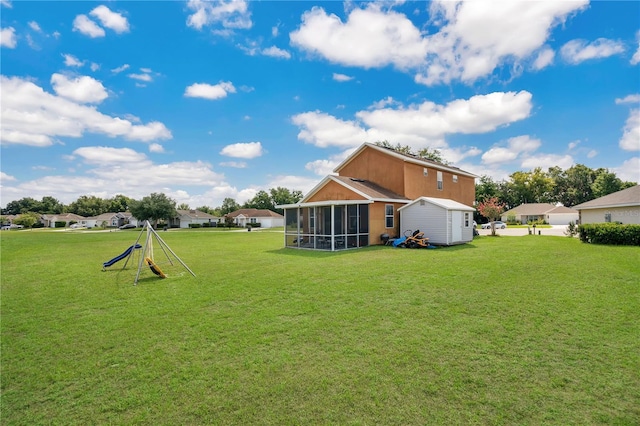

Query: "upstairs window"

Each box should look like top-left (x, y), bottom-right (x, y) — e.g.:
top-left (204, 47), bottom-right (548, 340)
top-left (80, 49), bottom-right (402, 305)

top-left (453, 175), bottom-right (458, 183)
top-left (385, 204), bottom-right (394, 228)
top-left (423, 167), bottom-right (428, 177)
top-left (437, 171), bottom-right (443, 190)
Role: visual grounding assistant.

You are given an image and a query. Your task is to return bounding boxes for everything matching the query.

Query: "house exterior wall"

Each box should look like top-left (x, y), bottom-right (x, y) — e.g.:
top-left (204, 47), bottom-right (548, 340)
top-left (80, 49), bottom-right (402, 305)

top-left (547, 212), bottom-right (579, 225)
top-left (369, 201), bottom-right (404, 244)
top-left (403, 162), bottom-right (476, 206)
top-left (337, 146), bottom-right (475, 206)
top-left (337, 147), bottom-right (406, 196)
top-left (579, 206), bottom-right (640, 225)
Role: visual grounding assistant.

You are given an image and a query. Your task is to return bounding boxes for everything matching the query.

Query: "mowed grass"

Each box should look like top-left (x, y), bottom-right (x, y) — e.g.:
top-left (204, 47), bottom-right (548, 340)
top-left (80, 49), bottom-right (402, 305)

top-left (1, 229), bottom-right (639, 425)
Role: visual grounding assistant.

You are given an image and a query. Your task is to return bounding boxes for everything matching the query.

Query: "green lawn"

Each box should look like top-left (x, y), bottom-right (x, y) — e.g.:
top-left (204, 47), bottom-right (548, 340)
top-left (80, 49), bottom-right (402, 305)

top-left (1, 230), bottom-right (639, 425)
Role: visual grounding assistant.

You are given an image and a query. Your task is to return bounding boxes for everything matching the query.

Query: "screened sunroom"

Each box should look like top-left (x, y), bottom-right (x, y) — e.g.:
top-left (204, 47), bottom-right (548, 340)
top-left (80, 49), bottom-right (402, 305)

top-left (281, 201), bottom-right (371, 251)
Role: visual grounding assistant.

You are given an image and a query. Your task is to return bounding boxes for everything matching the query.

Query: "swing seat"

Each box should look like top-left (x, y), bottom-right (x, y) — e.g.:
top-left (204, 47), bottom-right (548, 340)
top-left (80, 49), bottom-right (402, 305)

top-left (145, 257), bottom-right (166, 278)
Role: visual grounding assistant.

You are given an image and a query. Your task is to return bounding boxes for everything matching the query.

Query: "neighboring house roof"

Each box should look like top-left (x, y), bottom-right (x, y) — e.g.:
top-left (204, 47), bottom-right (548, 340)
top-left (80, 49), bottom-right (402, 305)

top-left (176, 209), bottom-right (218, 220)
top-left (547, 205), bottom-right (579, 214)
top-left (503, 203), bottom-right (556, 216)
top-left (87, 212), bottom-right (126, 221)
top-left (42, 213), bottom-right (86, 221)
top-left (227, 209), bottom-right (284, 219)
top-left (398, 197), bottom-right (475, 211)
top-left (573, 185), bottom-right (640, 210)
top-left (334, 142), bottom-right (478, 179)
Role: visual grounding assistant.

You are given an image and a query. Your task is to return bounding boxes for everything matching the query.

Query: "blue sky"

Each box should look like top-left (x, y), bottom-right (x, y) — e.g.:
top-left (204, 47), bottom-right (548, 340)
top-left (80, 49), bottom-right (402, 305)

top-left (1, 0), bottom-right (639, 209)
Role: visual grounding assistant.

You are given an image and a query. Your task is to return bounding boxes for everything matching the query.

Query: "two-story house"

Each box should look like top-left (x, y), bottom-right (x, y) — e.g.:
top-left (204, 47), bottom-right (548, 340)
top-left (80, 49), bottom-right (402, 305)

top-left (279, 143), bottom-right (477, 250)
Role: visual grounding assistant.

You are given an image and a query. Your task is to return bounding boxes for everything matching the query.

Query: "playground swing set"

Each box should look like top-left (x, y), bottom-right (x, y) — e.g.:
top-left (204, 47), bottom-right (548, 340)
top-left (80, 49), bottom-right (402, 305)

top-left (102, 220), bottom-right (196, 285)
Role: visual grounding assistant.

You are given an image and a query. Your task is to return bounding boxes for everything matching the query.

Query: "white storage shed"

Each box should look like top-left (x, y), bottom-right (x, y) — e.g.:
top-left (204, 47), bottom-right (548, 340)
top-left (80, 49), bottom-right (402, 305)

top-left (398, 197), bottom-right (476, 246)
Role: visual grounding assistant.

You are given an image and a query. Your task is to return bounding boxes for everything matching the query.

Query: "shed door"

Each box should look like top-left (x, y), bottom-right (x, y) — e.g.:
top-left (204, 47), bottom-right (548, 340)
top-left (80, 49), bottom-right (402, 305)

top-left (451, 210), bottom-right (462, 242)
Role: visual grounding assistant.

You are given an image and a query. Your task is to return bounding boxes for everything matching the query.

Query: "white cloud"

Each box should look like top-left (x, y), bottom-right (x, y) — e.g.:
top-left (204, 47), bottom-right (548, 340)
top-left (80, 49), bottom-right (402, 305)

top-left (0, 75), bottom-right (172, 147)
top-left (587, 150), bottom-right (597, 159)
top-left (532, 47), bottom-right (555, 70)
top-left (63, 54), bottom-right (84, 67)
top-left (128, 72), bottom-right (153, 82)
top-left (186, 0), bottom-right (252, 31)
top-left (184, 81), bottom-right (236, 100)
top-left (482, 135), bottom-right (542, 165)
top-left (111, 64), bottom-right (130, 73)
top-left (632, 31), bottom-right (640, 65)
top-left (291, 5), bottom-right (428, 70)
top-left (615, 94), bottom-right (640, 105)
top-left (149, 143), bottom-right (165, 153)
top-left (1, 0), bottom-right (12, 8)
top-left (613, 157), bottom-right (640, 183)
top-left (220, 142), bottom-right (263, 159)
top-left (333, 73), bottom-right (354, 82)
top-left (50, 73), bottom-right (108, 104)
top-left (220, 161), bottom-right (247, 168)
top-left (1, 171), bottom-right (16, 182)
top-left (261, 46), bottom-right (291, 59)
top-left (28, 21), bottom-right (42, 32)
top-left (1, 27), bottom-right (17, 48)
top-left (419, 0), bottom-right (587, 85)
top-left (568, 140), bottom-right (580, 150)
top-left (73, 15), bottom-right (105, 38)
top-left (520, 153), bottom-right (574, 170)
top-left (560, 38), bottom-right (625, 64)
top-left (619, 109), bottom-right (640, 151)
top-left (293, 91), bottom-right (532, 151)
top-left (90, 5), bottom-right (130, 33)
top-left (74, 146), bottom-right (147, 164)
top-left (90, 63), bottom-right (100, 72)
top-left (1, 147), bottom-right (226, 206)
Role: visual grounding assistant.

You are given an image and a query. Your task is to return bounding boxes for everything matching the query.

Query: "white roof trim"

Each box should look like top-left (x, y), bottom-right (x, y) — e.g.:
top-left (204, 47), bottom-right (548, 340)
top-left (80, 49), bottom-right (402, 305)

top-left (398, 196), bottom-right (476, 211)
top-left (278, 200), bottom-right (374, 209)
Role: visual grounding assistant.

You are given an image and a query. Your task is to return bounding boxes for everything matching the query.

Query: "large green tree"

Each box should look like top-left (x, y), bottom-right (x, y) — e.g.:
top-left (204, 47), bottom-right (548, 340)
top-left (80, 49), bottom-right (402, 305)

top-left (108, 194), bottom-right (134, 213)
top-left (219, 198), bottom-right (240, 215)
top-left (67, 195), bottom-right (109, 217)
top-left (2, 197), bottom-right (42, 215)
top-left (13, 212), bottom-right (40, 229)
top-left (129, 193), bottom-right (177, 227)
top-left (244, 190), bottom-right (274, 211)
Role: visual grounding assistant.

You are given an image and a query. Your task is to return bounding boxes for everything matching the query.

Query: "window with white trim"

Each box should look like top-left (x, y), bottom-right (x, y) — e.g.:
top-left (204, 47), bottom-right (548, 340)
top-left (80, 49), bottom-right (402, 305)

top-left (453, 174), bottom-right (458, 183)
top-left (437, 171), bottom-right (443, 190)
top-left (423, 167), bottom-right (428, 177)
top-left (385, 204), bottom-right (394, 228)
top-left (464, 212), bottom-right (470, 227)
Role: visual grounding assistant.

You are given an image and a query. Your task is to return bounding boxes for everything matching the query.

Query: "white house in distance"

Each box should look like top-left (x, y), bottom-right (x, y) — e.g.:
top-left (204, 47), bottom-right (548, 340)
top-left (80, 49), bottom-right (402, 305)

top-left (399, 197), bottom-right (476, 245)
top-left (226, 209), bottom-right (284, 228)
top-left (501, 203), bottom-right (579, 225)
top-left (573, 185), bottom-right (640, 225)
top-left (170, 209), bottom-right (220, 228)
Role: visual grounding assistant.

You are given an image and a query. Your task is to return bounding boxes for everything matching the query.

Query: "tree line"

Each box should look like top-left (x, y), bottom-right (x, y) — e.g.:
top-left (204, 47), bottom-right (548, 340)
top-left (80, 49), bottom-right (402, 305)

top-left (475, 165), bottom-right (635, 209)
top-left (1, 187), bottom-right (304, 219)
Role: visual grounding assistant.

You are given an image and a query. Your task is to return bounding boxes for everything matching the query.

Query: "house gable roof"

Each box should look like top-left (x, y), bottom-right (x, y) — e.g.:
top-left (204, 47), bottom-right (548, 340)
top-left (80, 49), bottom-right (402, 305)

top-left (573, 185), bottom-right (640, 210)
top-left (299, 175), bottom-right (409, 204)
top-left (176, 209), bottom-right (217, 220)
top-left (503, 203), bottom-right (556, 216)
top-left (333, 143), bottom-right (478, 179)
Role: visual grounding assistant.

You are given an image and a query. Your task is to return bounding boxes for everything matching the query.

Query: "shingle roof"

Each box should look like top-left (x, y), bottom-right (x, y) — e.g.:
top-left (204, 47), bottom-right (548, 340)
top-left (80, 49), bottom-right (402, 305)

top-left (573, 185), bottom-right (640, 209)
top-left (176, 209), bottom-right (217, 219)
top-left (227, 209), bottom-right (284, 218)
top-left (332, 176), bottom-right (409, 201)
top-left (503, 203), bottom-right (556, 215)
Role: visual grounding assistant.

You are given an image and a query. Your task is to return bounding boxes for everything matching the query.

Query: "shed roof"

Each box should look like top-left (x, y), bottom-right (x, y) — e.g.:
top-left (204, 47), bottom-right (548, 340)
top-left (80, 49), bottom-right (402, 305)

top-left (398, 196), bottom-right (475, 211)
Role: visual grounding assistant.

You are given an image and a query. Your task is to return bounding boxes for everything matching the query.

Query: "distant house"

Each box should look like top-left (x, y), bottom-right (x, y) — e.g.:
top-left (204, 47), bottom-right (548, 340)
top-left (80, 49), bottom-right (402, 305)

top-left (81, 212), bottom-right (128, 228)
top-left (226, 209), bottom-right (284, 228)
top-left (170, 209), bottom-right (220, 228)
top-left (501, 203), bottom-right (579, 225)
top-left (278, 142), bottom-right (477, 251)
top-left (41, 213), bottom-right (86, 228)
top-left (573, 185), bottom-right (640, 225)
